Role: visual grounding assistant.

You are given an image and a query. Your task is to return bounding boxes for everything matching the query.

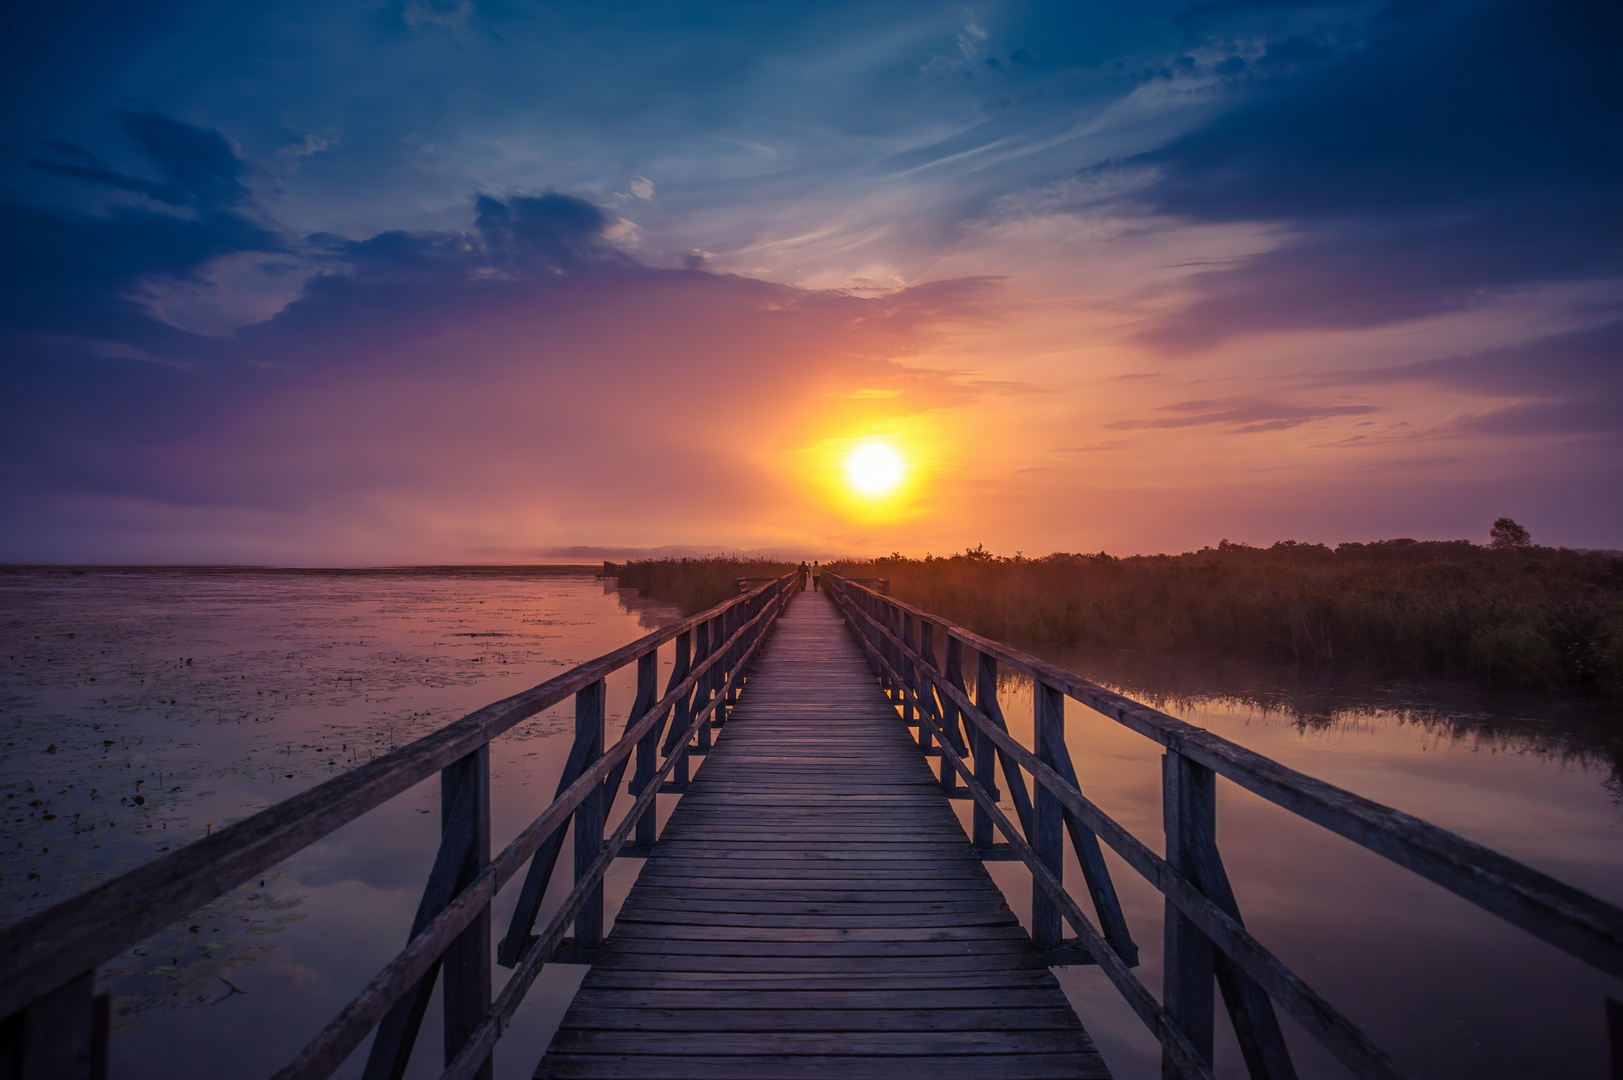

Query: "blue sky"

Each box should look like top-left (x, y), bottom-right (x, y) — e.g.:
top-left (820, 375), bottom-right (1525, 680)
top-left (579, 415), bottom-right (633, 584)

top-left (3, 0), bottom-right (1619, 561)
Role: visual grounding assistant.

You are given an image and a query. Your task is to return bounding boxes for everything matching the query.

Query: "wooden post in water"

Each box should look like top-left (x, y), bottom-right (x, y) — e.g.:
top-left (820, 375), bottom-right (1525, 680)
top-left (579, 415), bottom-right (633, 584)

top-left (900, 611), bottom-right (917, 728)
top-left (0, 969), bottom-right (101, 1080)
top-left (1032, 680), bottom-right (1066, 950)
top-left (944, 637), bottom-right (969, 794)
top-left (630, 650), bottom-right (660, 851)
top-left (441, 746), bottom-right (491, 1080)
top-left (573, 681), bottom-right (606, 948)
top-left (667, 632), bottom-right (694, 789)
top-left (1162, 750), bottom-right (1216, 1079)
top-left (695, 618), bottom-right (716, 752)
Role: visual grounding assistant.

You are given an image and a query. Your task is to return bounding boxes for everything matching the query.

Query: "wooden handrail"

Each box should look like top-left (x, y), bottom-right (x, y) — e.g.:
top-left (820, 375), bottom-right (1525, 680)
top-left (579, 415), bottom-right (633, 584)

top-left (826, 578), bottom-right (1396, 1079)
top-left (0, 573), bottom-right (800, 1080)
top-left (823, 573), bottom-right (1623, 1080)
top-left (274, 578), bottom-right (795, 1080)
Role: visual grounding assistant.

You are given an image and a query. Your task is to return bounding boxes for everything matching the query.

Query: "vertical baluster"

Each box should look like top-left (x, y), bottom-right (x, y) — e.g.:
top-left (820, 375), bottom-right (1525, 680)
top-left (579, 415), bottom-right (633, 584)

top-left (1163, 750), bottom-right (1215, 1079)
top-left (696, 617), bottom-right (716, 751)
top-left (1032, 681), bottom-right (1066, 950)
top-left (900, 611), bottom-right (917, 729)
top-left (971, 650), bottom-right (999, 850)
top-left (631, 649), bottom-right (661, 850)
top-left (725, 601), bottom-right (743, 713)
top-left (573, 681), bottom-right (606, 949)
top-left (878, 599), bottom-right (896, 701)
top-left (666, 632), bottom-right (693, 789)
top-left (919, 622), bottom-right (946, 784)
top-left (941, 633), bottom-right (960, 792)
top-left (441, 745), bottom-right (491, 1080)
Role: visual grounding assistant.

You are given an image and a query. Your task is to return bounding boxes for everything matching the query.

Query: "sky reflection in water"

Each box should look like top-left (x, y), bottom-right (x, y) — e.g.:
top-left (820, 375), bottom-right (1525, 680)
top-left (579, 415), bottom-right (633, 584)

top-left (1, 571), bottom-right (1619, 1078)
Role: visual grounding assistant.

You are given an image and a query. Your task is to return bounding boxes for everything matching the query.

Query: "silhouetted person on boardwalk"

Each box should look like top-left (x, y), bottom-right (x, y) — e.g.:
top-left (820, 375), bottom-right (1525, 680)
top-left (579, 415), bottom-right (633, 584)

top-left (798, 562), bottom-right (809, 590)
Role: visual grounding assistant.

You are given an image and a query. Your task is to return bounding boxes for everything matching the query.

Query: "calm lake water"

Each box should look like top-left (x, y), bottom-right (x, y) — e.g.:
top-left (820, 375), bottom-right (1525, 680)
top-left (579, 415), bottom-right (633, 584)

top-left (1, 569), bottom-right (1619, 1079)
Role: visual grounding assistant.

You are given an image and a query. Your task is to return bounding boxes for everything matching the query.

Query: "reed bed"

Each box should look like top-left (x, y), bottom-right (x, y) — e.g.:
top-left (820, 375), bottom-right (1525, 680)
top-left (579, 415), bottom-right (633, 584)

top-left (828, 541), bottom-right (1623, 691)
top-left (615, 541), bottom-right (1623, 691)
top-left (614, 556), bottom-right (796, 615)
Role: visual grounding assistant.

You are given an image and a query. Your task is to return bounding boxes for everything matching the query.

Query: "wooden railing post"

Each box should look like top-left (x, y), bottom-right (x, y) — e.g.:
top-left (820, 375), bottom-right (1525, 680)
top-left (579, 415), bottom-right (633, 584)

top-left (1032, 681), bottom-right (1066, 950)
top-left (0, 969), bottom-right (103, 1080)
top-left (696, 617), bottom-right (717, 751)
top-left (900, 611), bottom-right (917, 729)
top-left (1163, 750), bottom-right (1216, 1078)
top-left (972, 651), bottom-right (999, 850)
top-left (573, 681), bottom-right (606, 948)
top-left (441, 746), bottom-right (491, 1080)
top-left (630, 650), bottom-right (661, 851)
top-left (919, 622), bottom-right (950, 786)
top-left (666, 631), bottom-right (694, 789)
top-left (366, 745), bottom-right (490, 1080)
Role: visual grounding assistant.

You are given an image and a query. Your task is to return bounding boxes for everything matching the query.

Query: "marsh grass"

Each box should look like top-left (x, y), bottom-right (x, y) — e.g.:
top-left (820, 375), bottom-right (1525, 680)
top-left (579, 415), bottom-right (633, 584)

top-left (826, 541), bottom-right (1623, 691)
top-left (618, 542), bottom-right (1623, 691)
top-left (614, 556), bottom-right (796, 615)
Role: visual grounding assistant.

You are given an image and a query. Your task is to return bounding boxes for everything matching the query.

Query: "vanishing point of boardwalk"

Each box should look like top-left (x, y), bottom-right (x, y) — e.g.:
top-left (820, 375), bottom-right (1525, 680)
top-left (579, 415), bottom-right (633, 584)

top-left (538, 591), bottom-right (1109, 1078)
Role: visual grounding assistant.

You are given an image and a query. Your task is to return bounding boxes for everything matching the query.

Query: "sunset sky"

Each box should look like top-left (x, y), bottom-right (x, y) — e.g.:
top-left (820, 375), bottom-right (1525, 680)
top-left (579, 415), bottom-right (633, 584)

top-left (3, 0), bottom-right (1619, 563)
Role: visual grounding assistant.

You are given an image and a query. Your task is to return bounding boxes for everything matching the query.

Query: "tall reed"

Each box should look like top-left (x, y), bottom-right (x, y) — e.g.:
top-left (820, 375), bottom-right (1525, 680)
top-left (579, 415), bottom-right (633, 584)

top-left (827, 541), bottom-right (1623, 691)
top-left (614, 556), bottom-right (796, 615)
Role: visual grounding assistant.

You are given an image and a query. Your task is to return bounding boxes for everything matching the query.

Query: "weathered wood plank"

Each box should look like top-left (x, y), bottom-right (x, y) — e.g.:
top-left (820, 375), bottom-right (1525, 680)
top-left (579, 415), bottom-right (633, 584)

top-left (559, 1007), bottom-right (1086, 1032)
top-left (548, 1030), bottom-right (1101, 1055)
top-left (539, 1054), bottom-right (1108, 1080)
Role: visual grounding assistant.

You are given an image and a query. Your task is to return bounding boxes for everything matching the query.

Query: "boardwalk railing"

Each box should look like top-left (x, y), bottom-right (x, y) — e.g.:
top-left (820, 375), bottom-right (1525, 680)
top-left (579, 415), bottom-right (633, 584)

top-left (0, 572), bottom-right (800, 1080)
top-left (823, 573), bottom-right (1623, 1080)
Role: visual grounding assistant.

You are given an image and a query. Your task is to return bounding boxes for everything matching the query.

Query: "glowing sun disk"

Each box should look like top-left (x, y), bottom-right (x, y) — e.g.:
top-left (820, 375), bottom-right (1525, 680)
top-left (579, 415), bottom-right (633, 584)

top-left (847, 442), bottom-right (905, 496)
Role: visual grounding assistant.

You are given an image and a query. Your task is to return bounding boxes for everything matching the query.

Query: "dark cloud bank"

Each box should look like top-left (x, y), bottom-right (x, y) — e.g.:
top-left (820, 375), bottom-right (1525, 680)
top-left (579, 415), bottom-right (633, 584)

top-left (1, 113), bottom-right (995, 553)
top-left (1107, 0), bottom-right (1623, 448)
top-left (1132, 0), bottom-right (1622, 348)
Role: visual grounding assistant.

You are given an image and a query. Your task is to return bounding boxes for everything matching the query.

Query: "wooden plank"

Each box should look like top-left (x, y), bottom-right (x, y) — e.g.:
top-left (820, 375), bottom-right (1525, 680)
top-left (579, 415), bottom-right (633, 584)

top-left (560, 1007), bottom-right (1085, 1032)
top-left (613, 911), bottom-right (1021, 930)
top-left (620, 897), bottom-right (1012, 914)
top-left (539, 1054), bottom-right (1108, 1079)
top-left (565, 987), bottom-right (1077, 1010)
top-left (604, 925), bottom-right (1031, 944)
top-left (548, 1030), bottom-right (1101, 1055)
top-left (574, 971), bottom-right (1066, 991)
top-left (584, 954), bottom-right (1049, 974)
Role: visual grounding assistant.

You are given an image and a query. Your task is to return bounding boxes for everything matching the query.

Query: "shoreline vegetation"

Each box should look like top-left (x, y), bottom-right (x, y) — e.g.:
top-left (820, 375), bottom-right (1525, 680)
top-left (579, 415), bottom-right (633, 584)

top-left (615, 535), bottom-right (1623, 693)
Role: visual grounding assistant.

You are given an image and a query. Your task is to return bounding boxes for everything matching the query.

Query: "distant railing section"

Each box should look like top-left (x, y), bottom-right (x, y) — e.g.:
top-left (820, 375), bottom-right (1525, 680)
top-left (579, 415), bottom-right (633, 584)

top-left (0, 573), bottom-right (801, 1080)
top-left (823, 573), bottom-right (1623, 1080)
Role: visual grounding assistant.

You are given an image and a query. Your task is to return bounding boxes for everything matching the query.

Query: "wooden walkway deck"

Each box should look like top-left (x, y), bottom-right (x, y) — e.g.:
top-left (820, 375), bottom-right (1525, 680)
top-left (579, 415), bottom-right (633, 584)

top-left (537, 591), bottom-right (1110, 1079)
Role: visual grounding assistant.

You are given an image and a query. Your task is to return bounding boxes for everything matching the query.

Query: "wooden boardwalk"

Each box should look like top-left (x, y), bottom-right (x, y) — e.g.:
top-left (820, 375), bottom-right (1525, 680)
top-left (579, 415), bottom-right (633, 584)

top-left (537, 590), bottom-right (1110, 1079)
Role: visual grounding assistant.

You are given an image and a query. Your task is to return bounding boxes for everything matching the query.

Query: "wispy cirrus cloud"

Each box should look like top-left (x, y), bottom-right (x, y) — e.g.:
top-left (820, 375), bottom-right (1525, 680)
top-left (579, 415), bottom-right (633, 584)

top-left (1106, 397), bottom-right (1378, 434)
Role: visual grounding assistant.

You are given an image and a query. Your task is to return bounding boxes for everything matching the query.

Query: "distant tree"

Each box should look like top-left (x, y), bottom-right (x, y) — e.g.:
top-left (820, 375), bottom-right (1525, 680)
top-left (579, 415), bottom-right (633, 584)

top-left (1490, 517), bottom-right (1531, 550)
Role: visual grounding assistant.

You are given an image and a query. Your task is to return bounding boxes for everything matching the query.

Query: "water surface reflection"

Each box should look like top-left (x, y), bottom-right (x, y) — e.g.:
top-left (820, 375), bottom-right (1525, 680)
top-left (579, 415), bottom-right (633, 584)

top-left (0, 568), bottom-right (681, 1079)
top-left (983, 643), bottom-right (1623, 1080)
top-left (4, 574), bottom-right (1620, 1079)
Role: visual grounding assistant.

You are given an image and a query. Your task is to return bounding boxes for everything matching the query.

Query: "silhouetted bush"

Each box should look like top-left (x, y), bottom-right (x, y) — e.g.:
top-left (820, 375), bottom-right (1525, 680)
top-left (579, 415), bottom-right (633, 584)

top-left (615, 556), bottom-right (796, 615)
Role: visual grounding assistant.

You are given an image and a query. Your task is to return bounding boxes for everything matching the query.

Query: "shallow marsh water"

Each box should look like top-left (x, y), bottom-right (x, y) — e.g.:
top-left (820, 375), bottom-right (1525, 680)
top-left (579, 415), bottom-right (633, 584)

top-left (2, 570), bottom-right (1620, 1079)
top-left (0, 568), bottom-right (683, 1079)
top-left (978, 644), bottom-right (1623, 1080)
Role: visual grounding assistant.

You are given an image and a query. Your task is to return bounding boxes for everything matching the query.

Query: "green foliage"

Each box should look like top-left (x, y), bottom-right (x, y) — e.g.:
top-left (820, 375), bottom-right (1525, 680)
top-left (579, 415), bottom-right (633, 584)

top-left (615, 556), bottom-right (795, 615)
top-left (824, 540), bottom-right (1623, 693)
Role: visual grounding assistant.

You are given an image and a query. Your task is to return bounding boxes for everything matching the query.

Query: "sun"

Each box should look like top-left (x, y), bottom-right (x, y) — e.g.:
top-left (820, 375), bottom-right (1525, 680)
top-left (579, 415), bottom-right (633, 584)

top-left (846, 441), bottom-right (905, 496)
